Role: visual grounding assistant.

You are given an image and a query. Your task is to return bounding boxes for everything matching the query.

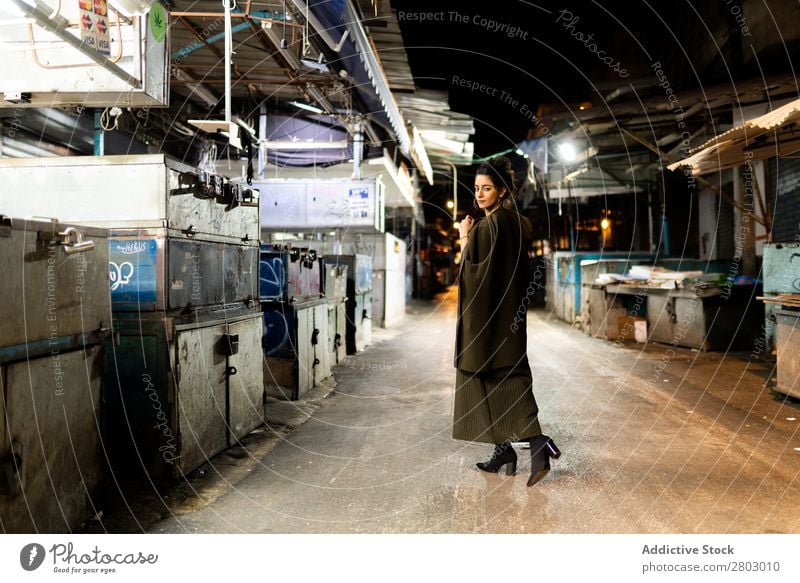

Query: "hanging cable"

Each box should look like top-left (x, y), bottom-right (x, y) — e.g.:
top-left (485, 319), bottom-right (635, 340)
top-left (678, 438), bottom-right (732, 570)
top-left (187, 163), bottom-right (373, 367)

top-left (100, 107), bottom-right (122, 131)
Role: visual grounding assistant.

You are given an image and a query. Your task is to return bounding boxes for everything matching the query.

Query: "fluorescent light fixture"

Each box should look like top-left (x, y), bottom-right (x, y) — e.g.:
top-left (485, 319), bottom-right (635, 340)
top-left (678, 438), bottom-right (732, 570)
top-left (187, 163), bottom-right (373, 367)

top-left (300, 58), bottom-right (330, 73)
top-left (305, 84), bottom-right (335, 114)
top-left (263, 140), bottom-right (348, 150)
top-left (260, 23), bottom-right (303, 69)
top-left (290, 100), bottom-right (324, 114)
top-left (557, 142), bottom-right (577, 162)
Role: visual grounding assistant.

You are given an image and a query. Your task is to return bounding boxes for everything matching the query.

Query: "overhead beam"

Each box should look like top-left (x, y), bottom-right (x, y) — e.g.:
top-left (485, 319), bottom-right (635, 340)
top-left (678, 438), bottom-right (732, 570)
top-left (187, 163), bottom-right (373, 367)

top-left (619, 126), bottom-right (767, 227)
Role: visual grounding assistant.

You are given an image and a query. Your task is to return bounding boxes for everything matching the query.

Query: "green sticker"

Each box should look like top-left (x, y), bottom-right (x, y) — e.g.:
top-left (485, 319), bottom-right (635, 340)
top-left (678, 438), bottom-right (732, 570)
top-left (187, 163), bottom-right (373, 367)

top-left (149, 2), bottom-right (167, 43)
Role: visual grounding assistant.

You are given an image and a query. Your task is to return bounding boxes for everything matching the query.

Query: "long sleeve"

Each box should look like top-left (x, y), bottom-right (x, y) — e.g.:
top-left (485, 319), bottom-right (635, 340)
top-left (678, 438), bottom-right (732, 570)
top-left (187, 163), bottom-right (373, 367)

top-left (455, 208), bottom-right (533, 372)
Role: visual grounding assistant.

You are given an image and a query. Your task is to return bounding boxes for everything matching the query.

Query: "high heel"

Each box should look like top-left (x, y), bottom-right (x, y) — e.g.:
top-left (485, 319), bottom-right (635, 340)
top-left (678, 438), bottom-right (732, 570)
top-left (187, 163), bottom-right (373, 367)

top-left (526, 435), bottom-right (560, 487)
top-left (476, 443), bottom-right (517, 475)
top-left (545, 437), bottom-right (561, 459)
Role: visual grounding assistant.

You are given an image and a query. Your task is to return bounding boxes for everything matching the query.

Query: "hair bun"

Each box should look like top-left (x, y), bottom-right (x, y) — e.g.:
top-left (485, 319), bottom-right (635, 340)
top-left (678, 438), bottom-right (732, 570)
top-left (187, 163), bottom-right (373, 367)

top-left (476, 156), bottom-right (517, 198)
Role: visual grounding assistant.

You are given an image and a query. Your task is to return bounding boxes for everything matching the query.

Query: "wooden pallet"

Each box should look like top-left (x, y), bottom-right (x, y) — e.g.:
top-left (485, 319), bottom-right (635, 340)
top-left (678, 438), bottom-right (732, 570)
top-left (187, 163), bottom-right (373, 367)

top-left (757, 294), bottom-right (800, 308)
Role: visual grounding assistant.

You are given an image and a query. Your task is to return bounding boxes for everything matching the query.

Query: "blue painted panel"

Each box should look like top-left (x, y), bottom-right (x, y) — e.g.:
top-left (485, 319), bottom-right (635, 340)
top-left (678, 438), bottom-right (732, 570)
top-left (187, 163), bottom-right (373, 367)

top-left (259, 249), bottom-right (289, 302)
top-left (262, 304), bottom-right (297, 358)
top-left (109, 239), bottom-right (158, 309)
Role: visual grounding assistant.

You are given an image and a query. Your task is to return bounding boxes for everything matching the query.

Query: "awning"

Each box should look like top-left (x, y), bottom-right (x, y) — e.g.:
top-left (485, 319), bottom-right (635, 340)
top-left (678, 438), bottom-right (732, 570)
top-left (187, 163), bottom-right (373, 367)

top-left (668, 98), bottom-right (800, 175)
top-left (546, 164), bottom-right (642, 198)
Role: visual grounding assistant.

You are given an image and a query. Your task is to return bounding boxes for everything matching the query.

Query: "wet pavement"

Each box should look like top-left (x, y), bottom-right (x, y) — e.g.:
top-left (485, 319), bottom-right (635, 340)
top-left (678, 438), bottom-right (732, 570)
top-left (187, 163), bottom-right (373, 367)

top-left (91, 288), bottom-right (800, 533)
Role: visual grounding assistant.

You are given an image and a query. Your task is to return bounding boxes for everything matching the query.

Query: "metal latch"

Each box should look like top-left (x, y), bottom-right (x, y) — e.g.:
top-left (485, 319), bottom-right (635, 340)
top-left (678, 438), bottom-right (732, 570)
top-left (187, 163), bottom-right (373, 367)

top-left (239, 186), bottom-right (260, 207)
top-left (40, 226), bottom-right (95, 254)
top-left (219, 333), bottom-right (239, 356)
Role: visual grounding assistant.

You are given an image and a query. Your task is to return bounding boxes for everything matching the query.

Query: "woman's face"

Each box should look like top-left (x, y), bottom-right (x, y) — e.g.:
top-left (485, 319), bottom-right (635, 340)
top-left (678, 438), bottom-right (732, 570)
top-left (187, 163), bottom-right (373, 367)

top-left (474, 174), bottom-right (506, 213)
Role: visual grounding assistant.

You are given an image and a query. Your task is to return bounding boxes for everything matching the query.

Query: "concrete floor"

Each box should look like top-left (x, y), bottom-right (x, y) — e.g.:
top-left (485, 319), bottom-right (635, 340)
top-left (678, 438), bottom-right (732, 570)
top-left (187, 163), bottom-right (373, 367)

top-left (90, 288), bottom-right (800, 533)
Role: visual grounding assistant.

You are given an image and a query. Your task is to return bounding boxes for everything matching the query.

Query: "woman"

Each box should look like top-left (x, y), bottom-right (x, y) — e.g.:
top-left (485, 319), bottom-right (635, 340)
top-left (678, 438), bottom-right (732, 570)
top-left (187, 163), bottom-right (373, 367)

top-left (452, 157), bottom-right (560, 487)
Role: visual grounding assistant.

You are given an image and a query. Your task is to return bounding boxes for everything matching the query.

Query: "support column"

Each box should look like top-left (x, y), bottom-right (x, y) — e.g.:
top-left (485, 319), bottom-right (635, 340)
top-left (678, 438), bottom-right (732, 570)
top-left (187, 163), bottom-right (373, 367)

top-left (733, 159), bottom-right (757, 277)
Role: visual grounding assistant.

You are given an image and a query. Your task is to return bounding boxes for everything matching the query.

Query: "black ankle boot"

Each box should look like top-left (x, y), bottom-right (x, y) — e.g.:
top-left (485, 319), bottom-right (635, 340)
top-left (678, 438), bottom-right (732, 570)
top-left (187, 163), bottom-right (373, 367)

top-left (526, 435), bottom-right (560, 486)
top-left (476, 442), bottom-right (518, 475)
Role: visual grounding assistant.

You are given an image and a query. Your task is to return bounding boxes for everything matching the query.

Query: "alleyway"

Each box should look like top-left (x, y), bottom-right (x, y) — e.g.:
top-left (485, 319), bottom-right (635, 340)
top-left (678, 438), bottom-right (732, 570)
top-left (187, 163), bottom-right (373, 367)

top-left (95, 290), bottom-right (800, 534)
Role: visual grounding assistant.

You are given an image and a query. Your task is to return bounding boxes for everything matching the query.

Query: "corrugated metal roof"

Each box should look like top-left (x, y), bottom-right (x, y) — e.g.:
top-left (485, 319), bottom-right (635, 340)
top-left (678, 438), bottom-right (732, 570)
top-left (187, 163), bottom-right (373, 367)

top-left (668, 98), bottom-right (800, 175)
top-left (396, 90), bottom-right (476, 166)
top-left (357, 0), bottom-right (415, 92)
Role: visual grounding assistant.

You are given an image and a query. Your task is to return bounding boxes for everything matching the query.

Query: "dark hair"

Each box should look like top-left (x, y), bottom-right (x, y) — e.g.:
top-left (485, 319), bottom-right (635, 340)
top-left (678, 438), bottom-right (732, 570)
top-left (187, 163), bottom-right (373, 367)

top-left (476, 156), bottom-right (516, 209)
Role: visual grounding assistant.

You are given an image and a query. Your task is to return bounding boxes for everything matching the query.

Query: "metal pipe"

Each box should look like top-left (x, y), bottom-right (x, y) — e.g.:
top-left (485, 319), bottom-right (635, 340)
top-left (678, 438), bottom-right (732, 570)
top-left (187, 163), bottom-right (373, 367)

top-left (93, 110), bottom-right (104, 156)
top-left (224, 0), bottom-right (232, 123)
top-left (444, 161), bottom-right (457, 221)
top-left (260, 24), bottom-right (303, 69)
top-left (10, 0), bottom-right (140, 87)
top-left (353, 119), bottom-right (363, 179)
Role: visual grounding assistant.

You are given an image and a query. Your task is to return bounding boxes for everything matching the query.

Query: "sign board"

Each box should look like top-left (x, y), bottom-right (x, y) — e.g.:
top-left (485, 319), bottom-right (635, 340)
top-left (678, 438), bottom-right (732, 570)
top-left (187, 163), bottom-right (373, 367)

top-left (79, 0), bottom-right (110, 56)
top-left (0, 3), bottom-right (168, 108)
top-left (257, 178), bottom-right (384, 232)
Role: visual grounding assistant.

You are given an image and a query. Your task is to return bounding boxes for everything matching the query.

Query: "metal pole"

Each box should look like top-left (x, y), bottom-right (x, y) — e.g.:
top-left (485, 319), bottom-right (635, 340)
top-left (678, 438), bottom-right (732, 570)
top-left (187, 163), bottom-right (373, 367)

top-left (353, 119), bottom-right (363, 180)
top-left (445, 161), bottom-right (458, 221)
top-left (224, 0), bottom-right (232, 124)
top-left (93, 110), bottom-right (104, 156)
top-left (647, 186), bottom-right (655, 252)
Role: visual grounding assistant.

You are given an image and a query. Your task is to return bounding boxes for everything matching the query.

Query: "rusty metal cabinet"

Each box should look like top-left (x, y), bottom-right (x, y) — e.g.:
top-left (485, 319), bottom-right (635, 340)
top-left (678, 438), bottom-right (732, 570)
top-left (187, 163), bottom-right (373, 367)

top-left (0, 216), bottom-right (110, 533)
top-left (775, 310), bottom-right (800, 399)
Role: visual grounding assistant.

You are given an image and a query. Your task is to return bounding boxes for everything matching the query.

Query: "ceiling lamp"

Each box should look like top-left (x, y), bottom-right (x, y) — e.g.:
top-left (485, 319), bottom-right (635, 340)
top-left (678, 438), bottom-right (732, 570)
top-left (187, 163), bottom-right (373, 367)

top-left (290, 101), bottom-right (324, 114)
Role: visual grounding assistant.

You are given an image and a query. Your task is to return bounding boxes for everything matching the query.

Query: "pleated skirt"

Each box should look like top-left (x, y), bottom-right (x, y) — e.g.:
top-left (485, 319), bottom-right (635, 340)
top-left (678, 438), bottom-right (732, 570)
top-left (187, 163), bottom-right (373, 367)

top-left (452, 359), bottom-right (542, 444)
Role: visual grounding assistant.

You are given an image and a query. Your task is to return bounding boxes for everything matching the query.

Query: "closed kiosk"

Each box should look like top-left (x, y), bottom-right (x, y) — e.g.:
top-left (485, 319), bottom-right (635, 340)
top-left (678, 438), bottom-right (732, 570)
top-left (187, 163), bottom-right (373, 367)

top-left (262, 299), bottom-right (328, 400)
top-left (324, 254), bottom-right (372, 354)
top-left (0, 156), bottom-right (265, 481)
top-left (0, 216), bottom-right (110, 533)
top-left (321, 260), bottom-right (348, 367)
top-left (260, 245), bottom-right (330, 400)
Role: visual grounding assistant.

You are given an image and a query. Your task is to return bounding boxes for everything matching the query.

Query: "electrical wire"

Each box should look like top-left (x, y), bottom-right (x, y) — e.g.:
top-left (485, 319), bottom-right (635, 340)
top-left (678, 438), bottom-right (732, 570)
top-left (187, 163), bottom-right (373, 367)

top-left (100, 107), bottom-right (121, 131)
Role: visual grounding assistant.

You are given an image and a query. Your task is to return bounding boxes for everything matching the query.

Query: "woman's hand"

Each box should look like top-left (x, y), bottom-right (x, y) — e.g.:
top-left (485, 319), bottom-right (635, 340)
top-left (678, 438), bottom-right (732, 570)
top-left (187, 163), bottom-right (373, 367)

top-left (459, 215), bottom-right (474, 240)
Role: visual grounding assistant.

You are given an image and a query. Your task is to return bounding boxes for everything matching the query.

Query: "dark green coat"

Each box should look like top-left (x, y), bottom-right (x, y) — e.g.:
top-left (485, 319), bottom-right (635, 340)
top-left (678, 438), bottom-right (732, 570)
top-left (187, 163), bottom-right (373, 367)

top-left (454, 207), bottom-right (533, 372)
